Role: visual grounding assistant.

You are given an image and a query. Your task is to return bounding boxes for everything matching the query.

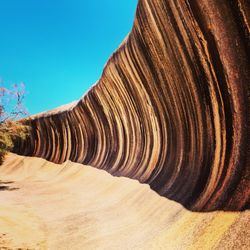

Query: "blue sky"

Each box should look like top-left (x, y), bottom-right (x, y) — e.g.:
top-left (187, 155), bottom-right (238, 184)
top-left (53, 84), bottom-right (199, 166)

top-left (0, 0), bottom-right (137, 115)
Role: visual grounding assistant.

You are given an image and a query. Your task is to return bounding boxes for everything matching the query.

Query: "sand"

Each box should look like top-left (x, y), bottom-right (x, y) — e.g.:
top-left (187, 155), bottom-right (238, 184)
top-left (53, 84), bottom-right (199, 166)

top-left (0, 154), bottom-right (249, 249)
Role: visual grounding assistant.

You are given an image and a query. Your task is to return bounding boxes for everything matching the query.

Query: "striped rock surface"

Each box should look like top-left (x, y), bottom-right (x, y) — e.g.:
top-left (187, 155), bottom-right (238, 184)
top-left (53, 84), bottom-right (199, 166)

top-left (14, 0), bottom-right (250, 212)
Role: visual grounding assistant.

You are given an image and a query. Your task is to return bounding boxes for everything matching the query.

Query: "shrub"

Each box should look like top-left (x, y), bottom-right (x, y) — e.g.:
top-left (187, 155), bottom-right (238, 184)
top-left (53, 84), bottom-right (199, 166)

top-left (0, 83), bottom-right (30, 164)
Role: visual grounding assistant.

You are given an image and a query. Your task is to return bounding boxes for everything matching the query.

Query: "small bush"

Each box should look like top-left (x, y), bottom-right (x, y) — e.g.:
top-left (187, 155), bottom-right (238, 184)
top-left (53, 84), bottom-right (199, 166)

top-left (0, 83), bottom-right (30, 165)
top-left (0, 120), bottom-right (30, 164)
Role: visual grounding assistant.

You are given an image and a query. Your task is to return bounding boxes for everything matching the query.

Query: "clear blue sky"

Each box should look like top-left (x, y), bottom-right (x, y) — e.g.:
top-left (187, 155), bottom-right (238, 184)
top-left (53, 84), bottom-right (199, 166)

top-left (0, 0), bottom-right (137, 115)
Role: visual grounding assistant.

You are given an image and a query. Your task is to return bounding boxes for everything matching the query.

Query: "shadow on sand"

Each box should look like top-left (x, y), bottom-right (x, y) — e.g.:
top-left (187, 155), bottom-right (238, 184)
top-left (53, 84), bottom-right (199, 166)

top-left (0, 181), bottom-right (19, 191)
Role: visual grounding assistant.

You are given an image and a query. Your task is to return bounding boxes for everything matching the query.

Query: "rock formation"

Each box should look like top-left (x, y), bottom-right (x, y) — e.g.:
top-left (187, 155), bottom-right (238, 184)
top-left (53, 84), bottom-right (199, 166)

top-left (14, 0), bottom-right (250, 212)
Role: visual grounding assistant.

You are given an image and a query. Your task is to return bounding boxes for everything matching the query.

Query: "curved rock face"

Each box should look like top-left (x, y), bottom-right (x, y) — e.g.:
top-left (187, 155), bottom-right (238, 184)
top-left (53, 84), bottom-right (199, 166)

top-left (15, 0), bottom-right (250, 211)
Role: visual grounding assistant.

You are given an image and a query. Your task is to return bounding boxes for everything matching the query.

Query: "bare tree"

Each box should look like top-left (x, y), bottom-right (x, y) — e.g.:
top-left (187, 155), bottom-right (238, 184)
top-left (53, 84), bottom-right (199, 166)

top-left (0, 82), bottom-right (30, 164)
top-left (0, 82), bottom-right (28, 122)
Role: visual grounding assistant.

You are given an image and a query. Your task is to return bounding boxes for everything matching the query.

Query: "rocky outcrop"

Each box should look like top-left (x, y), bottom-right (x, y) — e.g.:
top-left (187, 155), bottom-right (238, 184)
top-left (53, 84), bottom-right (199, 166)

top-left (15, 0), bottom-right (250, 211)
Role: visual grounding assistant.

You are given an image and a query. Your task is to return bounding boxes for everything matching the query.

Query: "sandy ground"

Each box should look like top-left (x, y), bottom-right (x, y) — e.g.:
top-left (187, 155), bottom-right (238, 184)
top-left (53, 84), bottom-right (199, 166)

top-left (0, 154), bottom-right (249, 250)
